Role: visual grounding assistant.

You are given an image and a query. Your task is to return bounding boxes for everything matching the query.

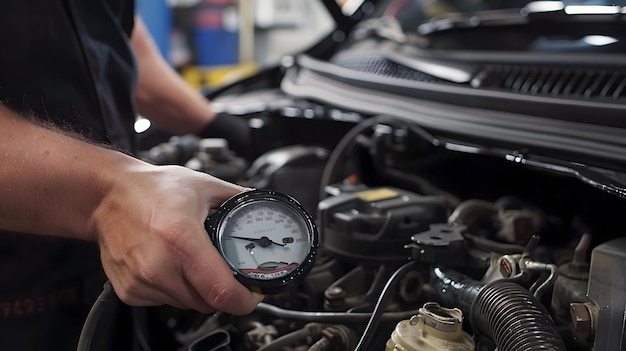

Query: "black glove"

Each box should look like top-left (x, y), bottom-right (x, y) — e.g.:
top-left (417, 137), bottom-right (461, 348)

top-left (200, 113), bottom-right (251, 157)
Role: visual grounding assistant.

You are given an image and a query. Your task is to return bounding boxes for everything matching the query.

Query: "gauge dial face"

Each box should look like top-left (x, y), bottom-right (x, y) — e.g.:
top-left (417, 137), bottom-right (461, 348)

top-left (217, 199), bottom-right (312, 281)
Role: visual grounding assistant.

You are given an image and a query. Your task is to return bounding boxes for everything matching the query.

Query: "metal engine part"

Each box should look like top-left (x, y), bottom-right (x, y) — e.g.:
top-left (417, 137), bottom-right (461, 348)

top-left (586, 237), bottom-right (626, 350)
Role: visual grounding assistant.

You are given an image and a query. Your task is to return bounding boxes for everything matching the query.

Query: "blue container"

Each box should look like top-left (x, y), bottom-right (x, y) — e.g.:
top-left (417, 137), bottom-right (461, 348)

top-left (137, 0), bottom-right (172, 60)
top-left (194, 29), bottom-right (239, 66)
top-left (194, 4), bottom-right (239, 66)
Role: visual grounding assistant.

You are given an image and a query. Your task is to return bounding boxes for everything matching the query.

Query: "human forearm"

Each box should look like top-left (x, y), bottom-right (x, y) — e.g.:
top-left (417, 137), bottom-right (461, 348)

top-left (132, 17), bottom-right (215, 134)
top-left (0, 105), bottom-right (262, 314)
top-left (0, 106), bottom-right (134, 240)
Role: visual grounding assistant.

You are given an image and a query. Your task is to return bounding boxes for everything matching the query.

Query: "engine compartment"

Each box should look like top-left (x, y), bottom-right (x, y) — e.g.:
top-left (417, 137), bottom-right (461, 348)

top-left (131, 106), bottom-right (626, 350)
top-left (125, 4), bottom-right (626, 348)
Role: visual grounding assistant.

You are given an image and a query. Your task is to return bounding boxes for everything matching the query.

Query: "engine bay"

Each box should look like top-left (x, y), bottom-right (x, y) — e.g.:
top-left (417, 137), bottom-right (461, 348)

top-left (122, 2), bottom-right (626, 349)
top-left (130, 105), bottom-right (626, 350)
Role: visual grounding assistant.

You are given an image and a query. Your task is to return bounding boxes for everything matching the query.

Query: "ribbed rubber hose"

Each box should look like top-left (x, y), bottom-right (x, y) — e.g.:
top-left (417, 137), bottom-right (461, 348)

top-left (472, 280), bottom-right (566, 351)
top-left (432, 269), bottom-right (566, 351)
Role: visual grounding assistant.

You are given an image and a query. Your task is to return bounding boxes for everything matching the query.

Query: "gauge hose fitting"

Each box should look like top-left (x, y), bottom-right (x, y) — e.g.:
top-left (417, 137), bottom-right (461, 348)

top-left (432, 268), bottom-right (566, 351)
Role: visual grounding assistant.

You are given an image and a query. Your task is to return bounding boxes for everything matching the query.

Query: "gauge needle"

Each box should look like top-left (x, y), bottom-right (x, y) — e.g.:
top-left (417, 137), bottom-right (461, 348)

top-left (230, 235), bottom-right (286, 248)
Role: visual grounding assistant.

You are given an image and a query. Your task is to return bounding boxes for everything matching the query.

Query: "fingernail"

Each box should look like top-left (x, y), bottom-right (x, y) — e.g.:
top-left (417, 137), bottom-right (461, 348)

top-left (252, 292), bottom-right (265, 304)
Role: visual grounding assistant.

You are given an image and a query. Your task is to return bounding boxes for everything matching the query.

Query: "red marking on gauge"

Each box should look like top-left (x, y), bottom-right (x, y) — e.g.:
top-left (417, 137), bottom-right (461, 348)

top-left (241, 263), bottom-right (298, 275)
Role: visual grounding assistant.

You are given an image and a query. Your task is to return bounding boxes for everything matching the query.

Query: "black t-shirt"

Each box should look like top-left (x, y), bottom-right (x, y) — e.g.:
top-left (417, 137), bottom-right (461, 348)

top-left (0, 0), bottom-right (136, 149)
top-left (0, 0), bottom-right (136, 349)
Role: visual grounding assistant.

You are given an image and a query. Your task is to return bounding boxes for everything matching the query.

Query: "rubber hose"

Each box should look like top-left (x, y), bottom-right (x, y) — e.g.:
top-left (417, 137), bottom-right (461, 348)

top-left (432, 269), bottom-right (566, 351)
top-left (463, 233), bottom-right (525, 255)
top-left (256, 328), bottom-right (310, 351)
top-left (431, 268), bottom-right (482, 315)
top-left (472, 280), bottom-right (566, 351)
top-left (308, 337), bottom-right (332, 351)
top-left (255, 302), bottom-right (420, 323)
top-left (257, 323), bottom-right (326, 351)
top-left (77, 280), bottom-right (118, 351)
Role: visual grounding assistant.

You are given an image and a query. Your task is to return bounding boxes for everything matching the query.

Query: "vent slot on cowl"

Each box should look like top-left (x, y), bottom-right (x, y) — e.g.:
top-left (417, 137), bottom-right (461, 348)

top-left (472, 65), bottom-right (626, 100)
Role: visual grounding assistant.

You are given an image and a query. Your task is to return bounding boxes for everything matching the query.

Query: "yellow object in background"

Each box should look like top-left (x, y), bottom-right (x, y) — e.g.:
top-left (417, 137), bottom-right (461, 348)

top-left (181, 62), bottom-right (258, 90)
top-left (355, 188), bottom-right (399, 202)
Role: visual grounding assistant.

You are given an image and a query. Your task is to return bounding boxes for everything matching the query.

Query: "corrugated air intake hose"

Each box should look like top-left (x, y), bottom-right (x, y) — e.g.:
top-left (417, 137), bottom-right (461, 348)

top-left (432, 268), bottom-right (566, 351)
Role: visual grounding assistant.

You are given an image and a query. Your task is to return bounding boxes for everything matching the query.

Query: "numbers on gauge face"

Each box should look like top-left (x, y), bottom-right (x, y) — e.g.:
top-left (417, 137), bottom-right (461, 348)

top-left (218, 200), bottom-right (310, 280)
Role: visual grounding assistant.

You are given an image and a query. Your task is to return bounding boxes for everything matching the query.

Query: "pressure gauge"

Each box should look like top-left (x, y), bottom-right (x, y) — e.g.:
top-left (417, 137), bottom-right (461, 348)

top-left (206, 190), bottom-right (319, 294)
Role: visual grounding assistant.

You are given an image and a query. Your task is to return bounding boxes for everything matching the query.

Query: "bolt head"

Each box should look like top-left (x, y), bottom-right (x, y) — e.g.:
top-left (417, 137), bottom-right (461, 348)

top-left (570, 303), bottom-right (593, 343)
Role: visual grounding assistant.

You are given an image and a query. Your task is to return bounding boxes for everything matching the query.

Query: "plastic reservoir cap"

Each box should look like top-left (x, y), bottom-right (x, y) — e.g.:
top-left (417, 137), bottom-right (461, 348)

top-left (385, 302), bottom-right (475, 351)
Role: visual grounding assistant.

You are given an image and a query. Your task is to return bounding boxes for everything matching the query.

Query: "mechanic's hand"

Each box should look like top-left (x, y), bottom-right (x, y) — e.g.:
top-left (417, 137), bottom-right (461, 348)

top-left (201, 113), bottom-right (251, 158)
top-left (92, 163), bottom-right (263, 315)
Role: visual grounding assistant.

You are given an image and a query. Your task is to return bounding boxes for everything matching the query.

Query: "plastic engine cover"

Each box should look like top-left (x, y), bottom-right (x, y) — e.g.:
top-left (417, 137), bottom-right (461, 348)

top-left (318, 187), bottom-right (448, 264)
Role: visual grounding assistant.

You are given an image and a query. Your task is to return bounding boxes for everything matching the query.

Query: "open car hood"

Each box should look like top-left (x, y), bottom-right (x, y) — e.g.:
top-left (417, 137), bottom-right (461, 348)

top-left (251, 0), bottom-right (626, 198)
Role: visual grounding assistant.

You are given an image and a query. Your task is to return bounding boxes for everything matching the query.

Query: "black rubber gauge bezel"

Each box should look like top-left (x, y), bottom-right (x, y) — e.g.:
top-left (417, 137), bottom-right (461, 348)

top-left (205, 189), bottom-right (319, 294)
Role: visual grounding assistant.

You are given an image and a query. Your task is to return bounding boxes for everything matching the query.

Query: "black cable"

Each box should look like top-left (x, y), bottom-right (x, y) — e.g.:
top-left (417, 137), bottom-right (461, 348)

top-left (353, 260), bottom-right (418, 351)
top-left (318, 116), bottom-right (382, 200)
top-left (319, 115), bottom-right (442, 200)
top-left (77, 280), bottom-right (117, 351)
top-left (132, 307), bottom-right (153, 351)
